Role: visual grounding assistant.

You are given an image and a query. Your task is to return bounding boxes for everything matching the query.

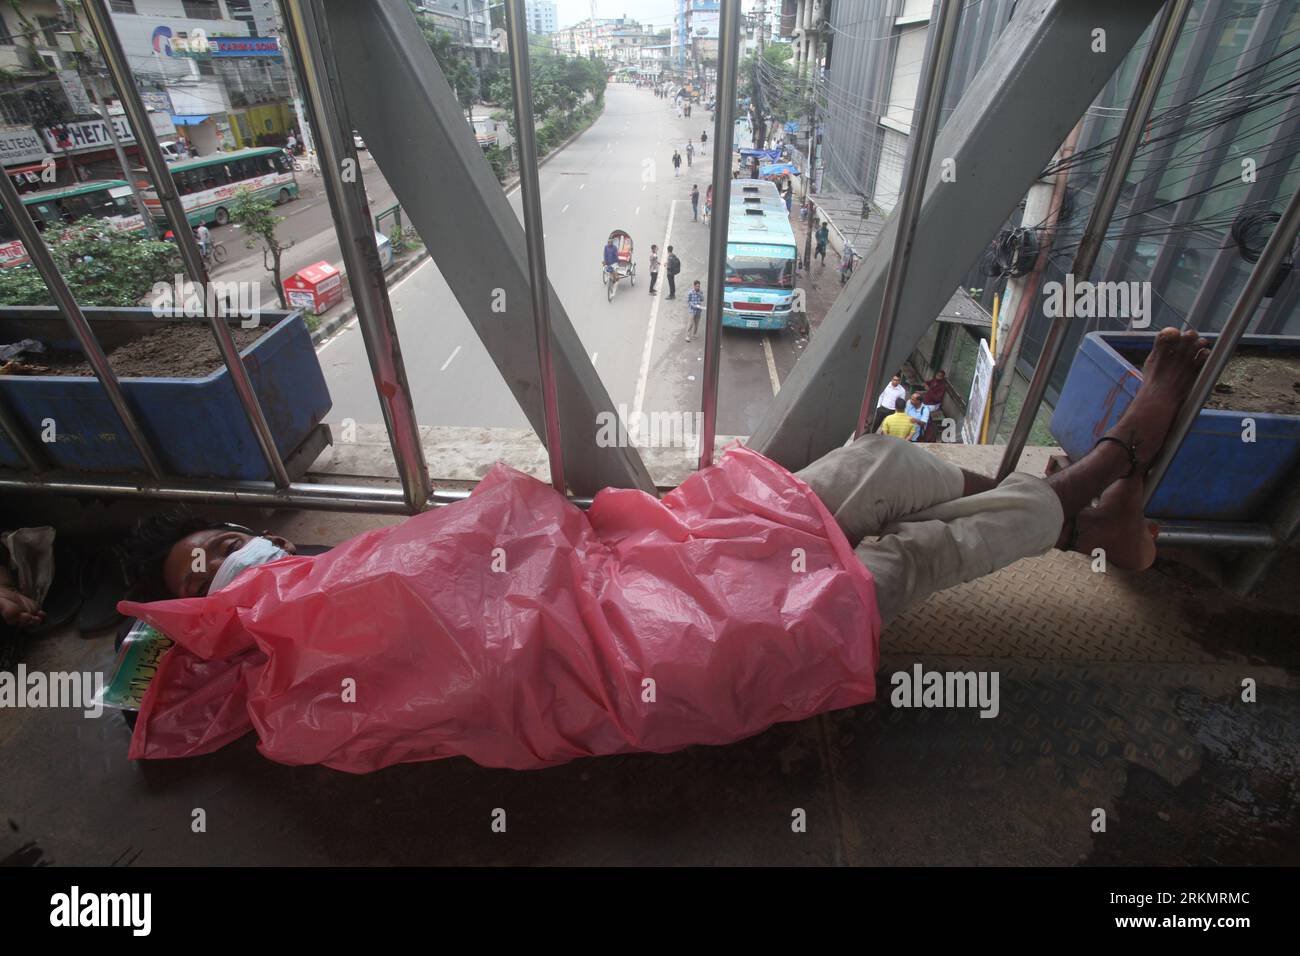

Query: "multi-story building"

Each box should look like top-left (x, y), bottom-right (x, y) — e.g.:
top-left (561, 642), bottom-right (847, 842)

top-left (638, 44), bottom-right (670, 82)
top-left (109, 0), bottom-right (295, 155)
top-left (525, 0), bottom-right (557, 36)
top-left (0, 2), bottom-right (196, 187)
top-left (670, 0), bottom-right (687, 73)
top-left (416, 0), bottom-right (494, 69)
top-left (608, 26), bottom-right (656, 71)
top-left (0, 0), bottom-right (300, 190)
top-left (684, 0), bottom-right (720, 78)
top-left (551, 16), bottom-right (647, 63)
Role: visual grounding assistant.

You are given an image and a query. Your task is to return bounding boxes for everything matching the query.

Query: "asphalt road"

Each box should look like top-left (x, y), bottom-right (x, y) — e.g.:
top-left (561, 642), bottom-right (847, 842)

top-left (314, 84), bottom-right (808, 438)
top-left (205, 151), bottom-right (399, 311)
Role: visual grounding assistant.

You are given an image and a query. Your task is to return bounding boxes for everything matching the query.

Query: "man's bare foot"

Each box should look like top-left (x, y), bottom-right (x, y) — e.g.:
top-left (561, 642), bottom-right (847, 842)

top-left (1107, 327), bottom-right (1210, 472)
top-left (1074, 475), bottom-right (1159, 571)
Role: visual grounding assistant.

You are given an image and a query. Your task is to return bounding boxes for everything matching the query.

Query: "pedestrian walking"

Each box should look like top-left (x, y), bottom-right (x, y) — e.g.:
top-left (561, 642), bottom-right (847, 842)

top-left (648, 244), bottom-right (660, 295)
top-left (686, 141), bottom-right (694, 167)
top-left (685, 280), bottom-right (704, 342)
top-left (672, 150), bottom-right (682, 177)
top-left (814, 220), bottom-right (829, 266)
top-left (665, 246), bottom-right (681, 299)
top-left (690, 184), bottom-right (700, 222)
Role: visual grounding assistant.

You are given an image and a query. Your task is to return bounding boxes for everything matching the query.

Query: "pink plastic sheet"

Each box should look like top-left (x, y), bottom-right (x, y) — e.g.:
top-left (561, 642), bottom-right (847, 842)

top-left (120, 446), bottom-right (880, 772)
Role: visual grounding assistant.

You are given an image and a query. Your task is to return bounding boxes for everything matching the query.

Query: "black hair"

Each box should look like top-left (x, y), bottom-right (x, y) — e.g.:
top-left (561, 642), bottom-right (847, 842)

top-left (119, 508), bottom-right (249, 598)
top-left (895, 397), bottom-right (907, 411)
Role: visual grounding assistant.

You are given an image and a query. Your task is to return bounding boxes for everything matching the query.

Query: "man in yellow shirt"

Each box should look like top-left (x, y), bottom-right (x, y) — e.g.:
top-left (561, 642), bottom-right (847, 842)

top-left (879, 397), bottom-right (918, 439)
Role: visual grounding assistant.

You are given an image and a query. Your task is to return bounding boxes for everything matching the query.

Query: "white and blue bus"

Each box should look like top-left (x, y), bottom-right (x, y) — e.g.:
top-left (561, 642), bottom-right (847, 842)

top-left (722, 179), bottom-right (799, 330)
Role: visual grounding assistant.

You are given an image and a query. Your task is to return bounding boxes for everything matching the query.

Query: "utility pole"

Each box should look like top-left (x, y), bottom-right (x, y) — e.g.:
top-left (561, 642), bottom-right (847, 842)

top-left (59, 23), bottom-right (156, 236)
top-left (800, 98), bottom-right (817, 272)
top-left (270, 7), bottom-right (314, 164)
top-left (986, 124), bottom-right (1081, 440)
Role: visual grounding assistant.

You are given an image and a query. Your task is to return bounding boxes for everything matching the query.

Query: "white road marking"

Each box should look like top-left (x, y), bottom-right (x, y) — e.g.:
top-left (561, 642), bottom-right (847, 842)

top-left (762, 336), bottom-right (781, 395)
top-left (561, 203), bottom-right (569, 213)
top-left (591, 351), bottom-right (598, 366)
top-left (641, 184), bottom-right (646, 191)
top-left (316, 253), bottom-right (434, 353)
top-left (440, 345), bottom-right (462, 372)
top-left (635, 206), bottom-right (640, 215)
top-left (579, 183), bottom-right (585, 190)
top-left (631, 199), bottom-right (676, 442)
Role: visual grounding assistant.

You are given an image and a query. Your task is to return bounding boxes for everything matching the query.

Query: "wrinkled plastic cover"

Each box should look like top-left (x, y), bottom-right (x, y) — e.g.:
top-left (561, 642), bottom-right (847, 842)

top-left (119, 446), bottom-right (880, 773)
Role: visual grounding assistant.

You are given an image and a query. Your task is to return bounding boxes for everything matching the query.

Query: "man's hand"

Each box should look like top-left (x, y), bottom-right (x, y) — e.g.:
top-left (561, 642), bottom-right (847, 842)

top-left (0, 586), bottom-right (44, 629)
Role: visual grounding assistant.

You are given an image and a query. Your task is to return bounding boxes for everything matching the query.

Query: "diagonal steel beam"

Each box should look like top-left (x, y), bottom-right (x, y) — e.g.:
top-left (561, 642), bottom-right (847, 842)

top-left (322, 0), bottom-right (654, 495)
top-left (750, 0), bottom-right (1166, 471)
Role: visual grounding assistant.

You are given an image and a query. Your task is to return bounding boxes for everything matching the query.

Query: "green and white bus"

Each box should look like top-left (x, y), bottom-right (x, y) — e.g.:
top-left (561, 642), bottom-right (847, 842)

top-left (0, 180), bottom-right (147, 268)
top-left (135, 147), bottom-right (298, 227)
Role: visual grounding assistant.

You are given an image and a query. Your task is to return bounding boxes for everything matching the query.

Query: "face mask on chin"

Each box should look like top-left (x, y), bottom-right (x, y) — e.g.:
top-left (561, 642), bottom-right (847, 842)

top-left (208, 536), bottom-right (290, 594)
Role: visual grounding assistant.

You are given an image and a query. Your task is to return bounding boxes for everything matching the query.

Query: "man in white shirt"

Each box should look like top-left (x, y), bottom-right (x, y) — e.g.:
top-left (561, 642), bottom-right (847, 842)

top-left (874, 374), bottom-right (908, 433)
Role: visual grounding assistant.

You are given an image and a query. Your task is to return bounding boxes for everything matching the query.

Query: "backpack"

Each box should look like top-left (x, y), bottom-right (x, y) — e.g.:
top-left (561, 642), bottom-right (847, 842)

top-left (667, 254), bottom-right (681, 275)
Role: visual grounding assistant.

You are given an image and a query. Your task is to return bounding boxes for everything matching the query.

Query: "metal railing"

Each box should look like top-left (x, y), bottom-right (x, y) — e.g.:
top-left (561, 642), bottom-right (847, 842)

top-left (0, 0), bottom-right (738, 514)
top-left (0, 0), bottom-right (1292, 594)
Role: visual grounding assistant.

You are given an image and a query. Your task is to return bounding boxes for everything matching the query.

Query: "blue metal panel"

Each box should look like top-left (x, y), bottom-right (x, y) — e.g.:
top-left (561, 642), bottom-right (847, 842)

top-left (1050, 331), bottom-right (1300, 521)
top-left (0, 313), bottom-right (331, 480)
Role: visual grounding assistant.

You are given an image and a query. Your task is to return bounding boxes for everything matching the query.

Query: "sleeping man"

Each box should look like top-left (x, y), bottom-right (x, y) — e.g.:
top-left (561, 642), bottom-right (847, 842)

top-left (119, 328), bottom-right (1209, 774)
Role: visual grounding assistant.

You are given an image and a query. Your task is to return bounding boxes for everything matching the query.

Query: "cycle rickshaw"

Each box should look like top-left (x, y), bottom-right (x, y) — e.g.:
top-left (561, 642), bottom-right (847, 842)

top-left (601, 229), bottom-right (636, 301)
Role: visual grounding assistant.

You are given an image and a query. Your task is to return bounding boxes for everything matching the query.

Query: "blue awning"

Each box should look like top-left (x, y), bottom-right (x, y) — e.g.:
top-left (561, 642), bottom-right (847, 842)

top-left (170, 114), bottom-right (211, 126)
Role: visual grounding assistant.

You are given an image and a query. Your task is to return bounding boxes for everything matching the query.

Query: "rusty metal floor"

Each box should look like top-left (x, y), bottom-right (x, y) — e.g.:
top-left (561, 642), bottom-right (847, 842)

top-left (1, 541), bottom-right (1296, 866)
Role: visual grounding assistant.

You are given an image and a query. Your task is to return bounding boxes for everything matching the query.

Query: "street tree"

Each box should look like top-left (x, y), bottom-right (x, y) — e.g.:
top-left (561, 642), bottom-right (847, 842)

top-left (740, 44), bottom-right (813, 145)
top-left (229, 189), bottom-right (292, 310)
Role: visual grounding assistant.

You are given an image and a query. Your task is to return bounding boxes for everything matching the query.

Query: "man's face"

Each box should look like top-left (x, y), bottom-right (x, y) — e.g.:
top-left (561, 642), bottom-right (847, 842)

top-left (891, 376), bottom-right (901, 388)
top-left (163, 529), bottom-right (295, 599)
top-left (911, 393), bottom-right (923, 407)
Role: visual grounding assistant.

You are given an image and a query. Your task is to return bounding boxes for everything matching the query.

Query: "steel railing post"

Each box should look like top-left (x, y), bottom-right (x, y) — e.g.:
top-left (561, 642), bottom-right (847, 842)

top-left (1144, 179), bottom-right (1300, 503)
top-left (698, 0), bottom-right (742, 470)
top-left (0, 163), bottom-right (165, 479)
top-left (504, 0), bottom-right (566, 494)
top-left (853, 0), bottom-right (964, 439)
top-left (83, 0), bottom-right (292, 488)
top-left (281, 0), bottom-right (432, 513)
top-left (996, 0), bottom-right (1193, 480)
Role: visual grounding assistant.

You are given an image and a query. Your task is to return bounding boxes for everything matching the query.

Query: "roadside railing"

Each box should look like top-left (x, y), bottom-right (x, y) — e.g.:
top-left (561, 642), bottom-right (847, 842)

top-left (0, 0), bottom-right (1294, 593)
